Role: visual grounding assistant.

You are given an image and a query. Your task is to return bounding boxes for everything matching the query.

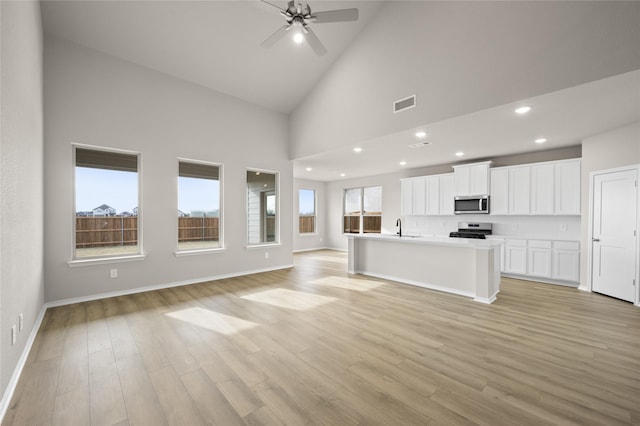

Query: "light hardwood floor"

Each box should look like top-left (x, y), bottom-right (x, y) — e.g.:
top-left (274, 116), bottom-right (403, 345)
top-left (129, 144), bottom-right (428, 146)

top-left (4, 250), bottom-right (640, 425)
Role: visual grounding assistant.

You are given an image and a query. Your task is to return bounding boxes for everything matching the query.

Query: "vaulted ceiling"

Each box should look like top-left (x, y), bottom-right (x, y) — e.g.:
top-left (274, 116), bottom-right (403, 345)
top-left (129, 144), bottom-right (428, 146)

top-left (41, 1), bottom-right (640, 181)
top-left (41, 0), bottom-right (384, 114)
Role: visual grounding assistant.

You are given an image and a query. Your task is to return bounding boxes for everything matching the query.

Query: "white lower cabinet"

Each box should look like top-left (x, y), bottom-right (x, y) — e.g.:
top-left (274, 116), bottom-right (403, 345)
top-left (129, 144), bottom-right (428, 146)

top-left (504, 239), bottom-right (527, 275)
top-left (552, 241), bottom-right (580, 282)
top-left (527, 240), bottom-right (552, 278)
top-left (500, 238), bottom-right (579, 284)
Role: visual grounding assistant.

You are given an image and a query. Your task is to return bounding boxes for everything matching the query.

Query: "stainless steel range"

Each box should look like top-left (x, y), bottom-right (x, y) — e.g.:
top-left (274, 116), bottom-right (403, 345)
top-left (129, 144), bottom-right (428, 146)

top-left (449, 222), bottom-right (492, 239)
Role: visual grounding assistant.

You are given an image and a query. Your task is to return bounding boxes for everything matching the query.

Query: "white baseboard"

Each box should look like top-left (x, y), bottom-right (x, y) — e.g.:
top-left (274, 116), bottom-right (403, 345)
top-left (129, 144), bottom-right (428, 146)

top-left (293, 247), bottom-right (329, 253)
top-left (46, 263), bottom-right (295, 308)
top-left (0, 303), bottom-right (48, 423)
top-left (473, 292), bottom-right (498, 304)
top-left (501, 273), bottom-right (579, 288)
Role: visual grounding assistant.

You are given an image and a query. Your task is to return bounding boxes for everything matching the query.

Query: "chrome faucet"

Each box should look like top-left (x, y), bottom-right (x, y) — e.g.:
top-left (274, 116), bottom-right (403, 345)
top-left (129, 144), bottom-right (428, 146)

top-left (396, 218), bottom-right (402, 237)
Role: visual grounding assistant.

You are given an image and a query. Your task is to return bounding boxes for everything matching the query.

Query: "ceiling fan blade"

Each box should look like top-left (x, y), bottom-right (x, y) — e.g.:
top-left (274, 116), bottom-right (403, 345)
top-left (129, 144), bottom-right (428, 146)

top-left (302, 26), bottom-right (327, 56)
top-left (311, 8), bottom-right (359, 23)
top-left (261, 25), bottom-right (291, 48)
top-left (260, 0), bottom-right (284, 11)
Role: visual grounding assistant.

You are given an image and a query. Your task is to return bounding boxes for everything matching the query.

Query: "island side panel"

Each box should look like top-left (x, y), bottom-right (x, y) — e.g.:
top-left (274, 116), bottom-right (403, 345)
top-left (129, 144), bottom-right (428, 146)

top-left (472, 246), bottom-right (500, 304)
top-left (352, 238), bottom-right (477, 297)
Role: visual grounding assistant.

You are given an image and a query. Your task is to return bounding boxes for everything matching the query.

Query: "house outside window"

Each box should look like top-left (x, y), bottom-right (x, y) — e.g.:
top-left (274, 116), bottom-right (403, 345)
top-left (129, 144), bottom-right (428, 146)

top-left (74, 146), bottom-right (140, 259)
top-left (343, 186), bottom-right (382, 234)
top-left (247, 170), bottom-right (279, 245)
top-left (298, 189), bottom-right (316, 234)
top-left (177, 160), bottom-right (222, 252)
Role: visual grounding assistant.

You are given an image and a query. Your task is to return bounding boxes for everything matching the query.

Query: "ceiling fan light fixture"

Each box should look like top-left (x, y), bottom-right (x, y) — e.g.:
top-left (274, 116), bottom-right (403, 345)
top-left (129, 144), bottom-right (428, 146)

top-left (293, 32), bottom-right (304, 44)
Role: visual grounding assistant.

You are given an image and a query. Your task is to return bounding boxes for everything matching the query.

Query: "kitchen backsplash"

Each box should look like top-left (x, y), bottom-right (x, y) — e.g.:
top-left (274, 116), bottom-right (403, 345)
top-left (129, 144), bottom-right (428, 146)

top-left (403, 215), bottom-right (581, 241)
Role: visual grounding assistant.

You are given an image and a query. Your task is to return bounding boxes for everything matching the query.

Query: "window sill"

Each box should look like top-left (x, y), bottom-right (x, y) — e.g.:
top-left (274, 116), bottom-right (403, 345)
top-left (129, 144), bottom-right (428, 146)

top-left (68, 254), bottom-right (146, 267)
top-left (246, 242), bottom-right (281, 250)
top-left (175, 247), bottom-right (226, 257)
top-left (299, 232), bottom-right (318, 237)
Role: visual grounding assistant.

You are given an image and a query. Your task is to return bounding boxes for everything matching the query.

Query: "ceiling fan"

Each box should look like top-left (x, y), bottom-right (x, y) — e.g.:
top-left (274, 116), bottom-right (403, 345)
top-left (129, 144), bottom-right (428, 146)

top-left (260, 0), bottom-right (359, 56)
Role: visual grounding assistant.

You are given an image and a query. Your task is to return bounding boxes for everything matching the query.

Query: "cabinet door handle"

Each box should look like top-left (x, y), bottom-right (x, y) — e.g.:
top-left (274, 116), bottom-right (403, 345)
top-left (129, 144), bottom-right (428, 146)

top-left (592, 238), bottom-right (600, 242)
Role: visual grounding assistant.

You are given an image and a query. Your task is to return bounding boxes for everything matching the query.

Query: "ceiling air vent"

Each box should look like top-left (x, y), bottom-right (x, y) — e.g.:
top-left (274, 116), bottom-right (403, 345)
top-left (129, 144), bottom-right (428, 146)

top-left (393, 95), bottom-right (416, 113)
top-left (409, 141), bottom-right (432, 149)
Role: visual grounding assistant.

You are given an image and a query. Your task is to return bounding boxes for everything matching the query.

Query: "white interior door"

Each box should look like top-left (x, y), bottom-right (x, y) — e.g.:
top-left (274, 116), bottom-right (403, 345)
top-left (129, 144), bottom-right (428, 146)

top-left (591, 168), bottom-right (638, 302)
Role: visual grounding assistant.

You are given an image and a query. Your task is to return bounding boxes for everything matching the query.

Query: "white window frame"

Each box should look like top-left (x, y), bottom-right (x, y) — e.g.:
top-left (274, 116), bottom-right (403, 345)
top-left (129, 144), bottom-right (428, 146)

top-left (298, 188), bottom-right (317, 235)
top-left (68, 143), bottom-right (145, 267)
top-left (175, 158), bottom-right (225, 257)
top-left (246, 168), bottom-right (281, 249)
top-left (342, 185), bottom-right (382, 235)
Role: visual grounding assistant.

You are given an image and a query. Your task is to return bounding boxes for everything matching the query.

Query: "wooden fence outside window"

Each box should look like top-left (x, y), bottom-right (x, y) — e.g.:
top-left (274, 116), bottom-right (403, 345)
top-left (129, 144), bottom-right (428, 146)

top-left (343, 214), bottom-right (381, 234)
top-left (75, 216), bottom-right (219, 248)
top-left (299, 216), bottom-right (315, 233)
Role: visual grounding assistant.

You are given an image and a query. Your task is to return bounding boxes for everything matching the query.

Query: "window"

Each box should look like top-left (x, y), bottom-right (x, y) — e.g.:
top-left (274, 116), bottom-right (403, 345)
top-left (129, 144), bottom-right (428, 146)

top-left (177, 160), bottom-right (221, 252)
top-left (343, 186), bottom-right (382, 234)
top-left (74, 146), bottom-right (140, 259)
top-left (247, 170), bottom-right (278, 245)
top-left (298, 189), bottom-right (316, 234)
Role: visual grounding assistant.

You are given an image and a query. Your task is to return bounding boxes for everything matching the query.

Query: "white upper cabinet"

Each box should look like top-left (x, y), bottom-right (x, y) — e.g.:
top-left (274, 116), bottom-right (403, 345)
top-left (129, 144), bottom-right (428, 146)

top-left (453, 162), bottom-right (491, 196)
top-left (554, 159), bottom-right (581, 215)
top-left (400, 178), bottom-right (413, 216)
top-left (508, 166), bottom-right (531, 215)
top-left (425, 175), bottom-right (440, 215)
top-left (401, 173), bottom-right (454, 216)
top-left (439, 174), bottom-right (455, 215)
top-left (492, 159), bottom-right (580, 216)
top-left (490, 168), bottom-right (509, 215)
top-left (530, 164), bottom-right (555, 215)
top-left (412, 177), bottom-right (426, 215)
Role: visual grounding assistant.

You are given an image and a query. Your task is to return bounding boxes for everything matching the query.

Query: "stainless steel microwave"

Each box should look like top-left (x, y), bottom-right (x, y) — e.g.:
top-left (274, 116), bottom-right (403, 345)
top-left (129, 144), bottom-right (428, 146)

top-left (454, 195), bottom-right (490, 214)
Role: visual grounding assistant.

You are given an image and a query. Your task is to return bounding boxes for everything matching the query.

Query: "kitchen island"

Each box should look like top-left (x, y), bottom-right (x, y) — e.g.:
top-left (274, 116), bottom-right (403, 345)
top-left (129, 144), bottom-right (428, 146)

top-left (347, 234), bottom-right (501, 303)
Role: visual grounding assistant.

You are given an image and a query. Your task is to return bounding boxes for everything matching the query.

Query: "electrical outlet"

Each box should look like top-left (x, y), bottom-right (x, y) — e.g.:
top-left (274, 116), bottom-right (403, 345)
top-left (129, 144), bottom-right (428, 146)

top-left (264, 252), bottom-right (269, 259)
top-left (110, 269), bottom-right (118, 278)
top-left (18, 314), bottom-right (23, 332)
top-left (560, 223), bottom-right (568, 231)
top-left (512, 223), bottom-right (518, 230)
top-left (11, 325), bottom-right (16, 346)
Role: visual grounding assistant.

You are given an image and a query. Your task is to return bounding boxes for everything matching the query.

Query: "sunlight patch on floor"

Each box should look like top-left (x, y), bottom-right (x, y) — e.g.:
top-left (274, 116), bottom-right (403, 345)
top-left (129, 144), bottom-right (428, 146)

top-left (241, 288), bottom-right (336, 311)
top-left (310, 276), bottom-right (384, 292)
top-left (165, 307), bottom-right (259, 335)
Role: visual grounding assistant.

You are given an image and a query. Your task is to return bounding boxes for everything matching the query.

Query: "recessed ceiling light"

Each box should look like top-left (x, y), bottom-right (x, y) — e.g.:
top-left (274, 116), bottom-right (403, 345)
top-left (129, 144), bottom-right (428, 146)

top-left (305, 167), bottom-right (312, 171)
top-left (455, 151), bottom-right (464, 157)
top-left (353, 147), bottom-right (362, 153)
top-left (340, 173), bottom-right (345, 177)
top-left (415, 131), bottom-right (427, 138)
top-left (535, 138), bottom-right (547, 144)
top-left (399, 161), bottom-right (407, 166)
top-left (293, 32), bottom-right (304, 45)
top-left (515, 106), bottom-right (531, 115)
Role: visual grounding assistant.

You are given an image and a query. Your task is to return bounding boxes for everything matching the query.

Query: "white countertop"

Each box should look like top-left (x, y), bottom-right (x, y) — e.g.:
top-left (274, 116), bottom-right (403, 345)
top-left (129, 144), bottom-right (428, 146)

top-left (346, 233), bottom-right (502, 249)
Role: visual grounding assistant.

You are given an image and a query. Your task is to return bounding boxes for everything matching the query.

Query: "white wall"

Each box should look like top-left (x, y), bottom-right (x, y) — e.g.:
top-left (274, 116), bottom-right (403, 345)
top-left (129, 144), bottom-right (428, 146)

top-left (293, 178), bottom-right (326, 252)
top-left (0, 0), bottom-right (45, 402)
top-left (580, 121), bottom-right (640, 288)
top-left (44, 37), bottom-right (292, 303)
